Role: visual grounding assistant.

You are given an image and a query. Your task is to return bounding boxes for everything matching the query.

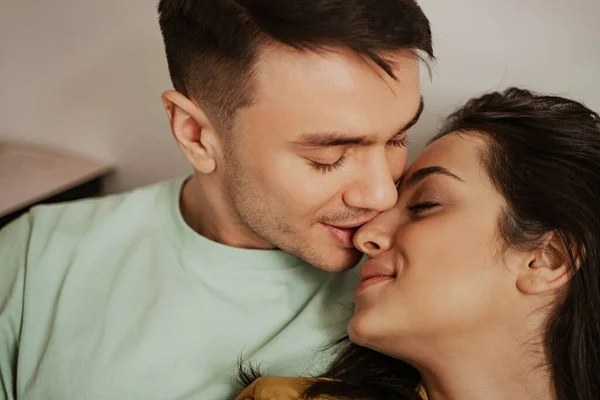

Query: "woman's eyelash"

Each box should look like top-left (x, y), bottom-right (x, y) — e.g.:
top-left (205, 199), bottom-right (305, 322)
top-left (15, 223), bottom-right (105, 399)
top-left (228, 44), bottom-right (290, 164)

top-left (406, 201), bottom-right (440, 213)
top-left (310, 154), bottom-right (347, 173)
top-left (388, 135), bottom-right (409, 148)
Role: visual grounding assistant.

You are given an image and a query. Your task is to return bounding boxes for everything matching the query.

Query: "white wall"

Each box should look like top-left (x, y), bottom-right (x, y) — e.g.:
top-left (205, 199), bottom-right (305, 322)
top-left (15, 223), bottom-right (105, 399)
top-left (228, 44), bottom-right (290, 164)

top-left (0, 0), bottom-right (184, 192)
top-left (416, 0), bottom-right (600, 156)
top-left (1, 0), bottom-right (599, 193)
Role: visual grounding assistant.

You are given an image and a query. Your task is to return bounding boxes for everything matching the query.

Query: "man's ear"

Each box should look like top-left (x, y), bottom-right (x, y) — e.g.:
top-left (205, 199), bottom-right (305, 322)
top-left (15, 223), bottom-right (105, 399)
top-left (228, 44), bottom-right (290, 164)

top-left (516, 232), bottom-right (573, 295)
top-left (161, 90), bottom-right (221, 174)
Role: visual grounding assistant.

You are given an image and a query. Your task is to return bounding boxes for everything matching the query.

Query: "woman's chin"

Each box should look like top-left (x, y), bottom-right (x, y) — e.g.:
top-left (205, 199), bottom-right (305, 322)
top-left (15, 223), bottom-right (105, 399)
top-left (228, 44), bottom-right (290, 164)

top-left (347, 312), bottom-right (376, 348)
top-left (348, 308), bottom-right (415, 358)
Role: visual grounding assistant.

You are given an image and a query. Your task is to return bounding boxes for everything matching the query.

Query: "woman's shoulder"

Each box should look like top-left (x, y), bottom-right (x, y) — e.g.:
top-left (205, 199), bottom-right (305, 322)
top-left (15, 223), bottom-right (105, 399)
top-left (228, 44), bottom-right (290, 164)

top-left (235, 376), bottom-right (323, 400)
top-left (235, 376), bottom-right (428, 400)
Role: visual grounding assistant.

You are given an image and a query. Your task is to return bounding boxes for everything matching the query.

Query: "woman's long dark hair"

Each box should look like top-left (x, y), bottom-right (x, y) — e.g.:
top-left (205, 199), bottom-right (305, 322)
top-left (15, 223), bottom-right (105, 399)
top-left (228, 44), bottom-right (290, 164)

top-left (241, 88), bottom-right (600, 399)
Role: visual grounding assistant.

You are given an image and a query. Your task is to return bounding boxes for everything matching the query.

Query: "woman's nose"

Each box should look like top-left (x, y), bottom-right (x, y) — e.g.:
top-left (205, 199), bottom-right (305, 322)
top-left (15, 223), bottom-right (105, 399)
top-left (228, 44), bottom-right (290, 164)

top-left (353, 216), bottom-right (394, 257)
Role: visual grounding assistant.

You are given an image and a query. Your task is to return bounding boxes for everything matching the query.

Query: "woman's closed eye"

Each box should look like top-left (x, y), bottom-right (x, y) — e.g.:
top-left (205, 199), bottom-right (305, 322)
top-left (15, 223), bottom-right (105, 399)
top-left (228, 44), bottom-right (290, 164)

top-left (406, 201), bottom-right (441, 214)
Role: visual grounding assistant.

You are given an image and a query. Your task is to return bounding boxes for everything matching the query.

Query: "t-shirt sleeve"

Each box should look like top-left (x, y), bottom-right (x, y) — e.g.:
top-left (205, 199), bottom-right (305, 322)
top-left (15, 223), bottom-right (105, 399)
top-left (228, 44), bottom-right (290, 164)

top-left (0, 215), bottom-right (31, 400)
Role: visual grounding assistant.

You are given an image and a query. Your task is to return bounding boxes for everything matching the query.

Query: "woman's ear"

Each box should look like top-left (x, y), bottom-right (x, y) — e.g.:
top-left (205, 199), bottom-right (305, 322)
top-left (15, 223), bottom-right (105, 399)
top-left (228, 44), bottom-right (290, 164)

top-left (161, 90), bottom-right (221, 174)
top-left (516, 232), bottom-right (574, 295)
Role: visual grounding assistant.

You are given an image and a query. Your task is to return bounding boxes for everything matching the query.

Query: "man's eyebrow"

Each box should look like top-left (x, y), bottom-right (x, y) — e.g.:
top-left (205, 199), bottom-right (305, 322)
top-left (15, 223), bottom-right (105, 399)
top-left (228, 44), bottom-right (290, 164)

top-left (292, 96), bottom-right (425, 147)
top-left (292, 133), bottom-right (372, 147)
top-left (397, 165), bottom-right (464, 188)
top-left (403, 96), bottom-right (424, 133)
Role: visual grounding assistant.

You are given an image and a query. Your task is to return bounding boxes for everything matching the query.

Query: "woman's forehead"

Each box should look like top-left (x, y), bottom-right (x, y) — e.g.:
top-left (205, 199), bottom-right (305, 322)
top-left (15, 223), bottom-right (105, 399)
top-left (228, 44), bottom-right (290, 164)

top-left (411, 134), bottom-right (485, 174)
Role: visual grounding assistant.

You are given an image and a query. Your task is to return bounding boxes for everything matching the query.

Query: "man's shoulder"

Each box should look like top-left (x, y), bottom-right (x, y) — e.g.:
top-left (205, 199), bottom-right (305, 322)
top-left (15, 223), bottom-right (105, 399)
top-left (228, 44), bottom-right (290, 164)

top-left (31, 177), bottom-right (181, 228)
top-left (1, 177), bottom-right (184, 257)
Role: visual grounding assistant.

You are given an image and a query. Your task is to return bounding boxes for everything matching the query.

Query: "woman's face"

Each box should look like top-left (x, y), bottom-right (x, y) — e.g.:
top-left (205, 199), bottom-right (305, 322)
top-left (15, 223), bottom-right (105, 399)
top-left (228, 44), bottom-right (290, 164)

top-left (348, 133), bottom-right (524, 359)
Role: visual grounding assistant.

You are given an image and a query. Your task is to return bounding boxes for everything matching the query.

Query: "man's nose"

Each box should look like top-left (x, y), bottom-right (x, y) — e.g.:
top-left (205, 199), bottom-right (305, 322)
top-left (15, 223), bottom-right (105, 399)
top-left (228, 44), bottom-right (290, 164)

top-left (342, 157), bottom-right (398, 213)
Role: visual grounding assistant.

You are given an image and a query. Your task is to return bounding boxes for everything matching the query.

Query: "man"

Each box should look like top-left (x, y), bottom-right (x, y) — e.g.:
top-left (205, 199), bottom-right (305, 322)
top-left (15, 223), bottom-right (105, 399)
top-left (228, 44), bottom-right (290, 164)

top-left (0, 1), bottom-right (432, 399)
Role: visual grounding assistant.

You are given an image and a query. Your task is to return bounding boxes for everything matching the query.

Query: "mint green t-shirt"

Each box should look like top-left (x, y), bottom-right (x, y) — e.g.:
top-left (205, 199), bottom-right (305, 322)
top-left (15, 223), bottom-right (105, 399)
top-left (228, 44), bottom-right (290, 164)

top-left (0, 178), bottom-right (357, 400)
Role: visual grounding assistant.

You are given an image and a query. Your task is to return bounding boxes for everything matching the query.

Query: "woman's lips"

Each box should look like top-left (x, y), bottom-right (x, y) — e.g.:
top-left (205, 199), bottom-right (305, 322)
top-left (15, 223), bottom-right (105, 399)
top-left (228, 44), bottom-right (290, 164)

top-left (356, 260), bottom-right (396, 292)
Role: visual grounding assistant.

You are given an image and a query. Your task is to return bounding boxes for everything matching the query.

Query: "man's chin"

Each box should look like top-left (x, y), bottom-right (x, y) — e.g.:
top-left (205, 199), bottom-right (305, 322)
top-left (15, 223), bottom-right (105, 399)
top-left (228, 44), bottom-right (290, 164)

top-left (310, 247), bottom-right (363, 272)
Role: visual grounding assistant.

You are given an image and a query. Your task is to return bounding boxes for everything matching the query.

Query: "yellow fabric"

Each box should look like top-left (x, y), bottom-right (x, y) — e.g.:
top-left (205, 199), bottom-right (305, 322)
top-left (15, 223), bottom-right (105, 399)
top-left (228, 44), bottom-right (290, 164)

top-left (235, 376), bottom-right (427, 399)
top-left (235, 377), bottom-right (322, 400)
top-left (417, 384), bottom-right (428, 399)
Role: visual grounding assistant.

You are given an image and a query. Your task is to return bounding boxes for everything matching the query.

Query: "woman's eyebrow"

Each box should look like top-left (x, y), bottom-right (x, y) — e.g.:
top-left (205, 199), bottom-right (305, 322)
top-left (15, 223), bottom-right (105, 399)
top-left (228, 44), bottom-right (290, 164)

top-left (398, 165), bottom-right (464, 189)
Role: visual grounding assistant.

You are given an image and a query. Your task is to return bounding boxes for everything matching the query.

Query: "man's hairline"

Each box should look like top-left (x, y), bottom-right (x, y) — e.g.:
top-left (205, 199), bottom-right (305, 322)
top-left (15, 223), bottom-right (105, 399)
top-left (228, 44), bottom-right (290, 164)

top-left (235, 42), bottom-right (425, 111)
top-left (208, 43), bottom-right (426, 136)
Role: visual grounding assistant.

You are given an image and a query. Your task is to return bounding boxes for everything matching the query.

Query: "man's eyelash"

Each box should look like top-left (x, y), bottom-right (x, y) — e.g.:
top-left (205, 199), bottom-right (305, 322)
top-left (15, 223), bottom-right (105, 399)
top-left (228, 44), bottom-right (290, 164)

top-left (310, 155), bottom-right (347, 173)
top-left (310, 135), bottom-right (407, 173)
top-left (388, 135), bottom-right (409, 148)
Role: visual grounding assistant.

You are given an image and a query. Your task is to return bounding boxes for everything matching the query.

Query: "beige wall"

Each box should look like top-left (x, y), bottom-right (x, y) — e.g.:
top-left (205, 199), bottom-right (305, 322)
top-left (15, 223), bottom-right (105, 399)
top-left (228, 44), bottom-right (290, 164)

top-left (1, 0), bottom-right (599, 193)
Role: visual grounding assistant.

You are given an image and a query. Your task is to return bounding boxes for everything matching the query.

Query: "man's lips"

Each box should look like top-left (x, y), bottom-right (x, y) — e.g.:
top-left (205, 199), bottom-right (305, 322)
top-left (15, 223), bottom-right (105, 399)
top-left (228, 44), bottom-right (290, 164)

top-left (322, 224), bottom-right (359, 248)
top-left (321, 218), bottom-right (373, 248)
top-left (325, 221), bottom-right (370, 229)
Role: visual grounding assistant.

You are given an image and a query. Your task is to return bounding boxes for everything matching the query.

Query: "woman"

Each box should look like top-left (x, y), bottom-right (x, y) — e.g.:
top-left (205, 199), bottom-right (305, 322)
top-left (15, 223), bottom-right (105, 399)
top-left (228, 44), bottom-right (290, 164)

top-left (236, 87), bottom-right (600, 400)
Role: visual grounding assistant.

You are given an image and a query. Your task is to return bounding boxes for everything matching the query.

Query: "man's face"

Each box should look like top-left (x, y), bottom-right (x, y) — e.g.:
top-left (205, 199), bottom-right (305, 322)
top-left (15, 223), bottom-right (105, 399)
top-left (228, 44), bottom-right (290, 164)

top-left (222, 46), bottom-right (422, 272)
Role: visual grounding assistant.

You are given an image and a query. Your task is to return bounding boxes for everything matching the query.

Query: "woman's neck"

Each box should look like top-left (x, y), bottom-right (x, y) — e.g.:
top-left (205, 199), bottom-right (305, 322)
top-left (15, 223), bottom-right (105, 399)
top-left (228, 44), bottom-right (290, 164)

top-left (413, 330), bottom-right (555, 400)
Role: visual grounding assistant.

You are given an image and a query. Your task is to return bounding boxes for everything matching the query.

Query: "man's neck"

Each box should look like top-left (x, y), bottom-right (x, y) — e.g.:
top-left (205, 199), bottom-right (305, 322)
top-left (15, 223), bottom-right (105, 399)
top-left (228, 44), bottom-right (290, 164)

top-left (180, 175), bottom-right (275, 249)
top-left (415, 329), bottom-right (555, 400)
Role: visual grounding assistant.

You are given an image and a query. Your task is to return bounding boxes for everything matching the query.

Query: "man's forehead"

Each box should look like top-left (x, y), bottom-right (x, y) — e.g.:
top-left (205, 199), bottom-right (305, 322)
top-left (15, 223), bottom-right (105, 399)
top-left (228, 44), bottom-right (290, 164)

top-left (239, 46), bottom-right (422, 143)
top-left (253, 45), bottom-right (421, 102)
